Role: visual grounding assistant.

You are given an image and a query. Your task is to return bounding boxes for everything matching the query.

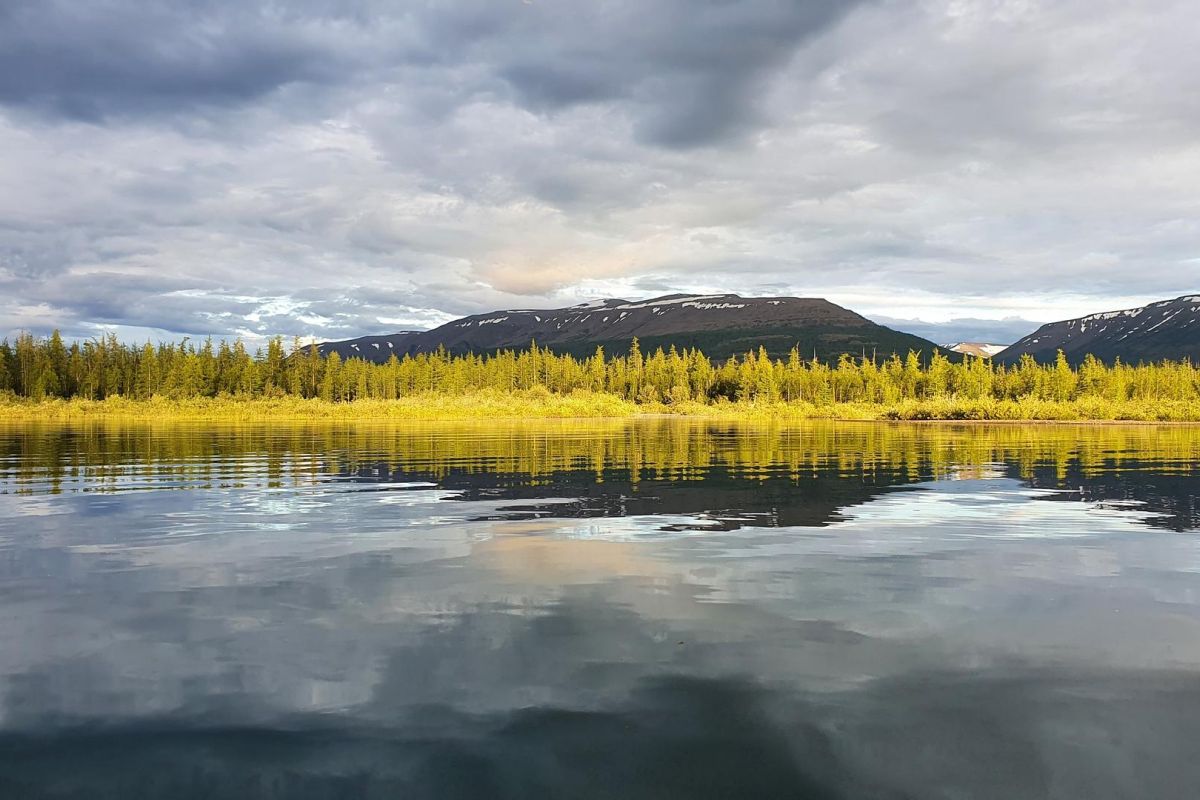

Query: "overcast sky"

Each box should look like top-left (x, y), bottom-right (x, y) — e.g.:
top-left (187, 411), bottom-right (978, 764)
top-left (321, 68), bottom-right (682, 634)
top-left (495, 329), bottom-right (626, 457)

top-left (1, 0), bottom-right (1196, 346)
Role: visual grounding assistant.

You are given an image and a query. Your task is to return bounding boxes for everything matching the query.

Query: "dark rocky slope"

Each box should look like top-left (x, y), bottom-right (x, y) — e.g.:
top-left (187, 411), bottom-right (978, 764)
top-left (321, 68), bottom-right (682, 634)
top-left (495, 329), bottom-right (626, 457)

top-left (996, 295), bottom-right (1200, 364)
top-left (317, 293), bottom-right (947, 362)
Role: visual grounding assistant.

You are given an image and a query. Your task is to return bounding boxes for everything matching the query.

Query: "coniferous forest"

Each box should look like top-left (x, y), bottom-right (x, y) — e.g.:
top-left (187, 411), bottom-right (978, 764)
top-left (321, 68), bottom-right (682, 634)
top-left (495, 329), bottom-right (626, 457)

top-left (3, 331), bottom-right (1200, 421)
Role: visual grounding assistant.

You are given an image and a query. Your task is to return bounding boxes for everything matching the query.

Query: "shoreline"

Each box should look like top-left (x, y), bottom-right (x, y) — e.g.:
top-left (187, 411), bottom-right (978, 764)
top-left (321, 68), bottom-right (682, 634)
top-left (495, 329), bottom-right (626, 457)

top-left (3, 394), bottom-right (1200, 425)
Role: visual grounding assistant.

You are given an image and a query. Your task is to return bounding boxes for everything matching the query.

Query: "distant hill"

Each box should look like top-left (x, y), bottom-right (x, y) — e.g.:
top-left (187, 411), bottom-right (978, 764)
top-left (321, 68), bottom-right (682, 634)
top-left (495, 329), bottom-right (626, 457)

top-left (316, 293), bottom-right (948, 363)
top-left (996, 295), bottom-right (1200, 364)
top-left (941, 342), bottom-right (1009, 358)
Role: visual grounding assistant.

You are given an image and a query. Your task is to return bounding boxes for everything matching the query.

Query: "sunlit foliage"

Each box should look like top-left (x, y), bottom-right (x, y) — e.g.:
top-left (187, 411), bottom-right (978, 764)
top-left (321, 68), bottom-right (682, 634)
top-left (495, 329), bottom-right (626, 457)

top-left (2, 332), bottom-right (1200, 420)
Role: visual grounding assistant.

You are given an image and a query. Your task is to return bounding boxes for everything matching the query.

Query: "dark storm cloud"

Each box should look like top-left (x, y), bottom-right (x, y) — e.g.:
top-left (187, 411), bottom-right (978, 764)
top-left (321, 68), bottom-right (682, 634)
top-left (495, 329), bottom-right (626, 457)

top-left (487, 0), bottom-right (865, 148)
top-left (0, 1), bottom-right (367, 120)
top-left (0, 0), bottom-right (862, 140)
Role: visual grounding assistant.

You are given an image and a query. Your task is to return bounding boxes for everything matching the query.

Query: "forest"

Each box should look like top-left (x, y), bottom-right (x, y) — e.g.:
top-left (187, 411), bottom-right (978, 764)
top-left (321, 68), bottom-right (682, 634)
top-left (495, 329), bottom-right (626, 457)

top-left (3, 331), bottom-right (1200, 420)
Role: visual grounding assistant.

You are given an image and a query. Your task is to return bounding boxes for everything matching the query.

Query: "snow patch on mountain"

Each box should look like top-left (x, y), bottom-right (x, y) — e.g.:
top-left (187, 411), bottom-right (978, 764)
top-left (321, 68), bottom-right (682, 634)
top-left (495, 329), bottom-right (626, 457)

top-left (615, 295), bottom-right (726, 311)
top-left (682, 301), bottom-right (748, 311)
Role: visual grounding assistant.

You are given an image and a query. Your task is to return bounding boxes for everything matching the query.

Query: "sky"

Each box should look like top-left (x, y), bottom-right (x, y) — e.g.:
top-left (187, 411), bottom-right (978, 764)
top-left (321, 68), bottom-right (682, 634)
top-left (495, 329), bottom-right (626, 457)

top-left (0, 0), bottom-right (1197, 347)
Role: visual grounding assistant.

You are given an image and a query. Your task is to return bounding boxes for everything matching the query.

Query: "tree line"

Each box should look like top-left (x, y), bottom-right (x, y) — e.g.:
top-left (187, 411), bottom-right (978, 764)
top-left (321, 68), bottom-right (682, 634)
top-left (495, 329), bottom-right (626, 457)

top-left (2, 330), bottom-right (1200, 406)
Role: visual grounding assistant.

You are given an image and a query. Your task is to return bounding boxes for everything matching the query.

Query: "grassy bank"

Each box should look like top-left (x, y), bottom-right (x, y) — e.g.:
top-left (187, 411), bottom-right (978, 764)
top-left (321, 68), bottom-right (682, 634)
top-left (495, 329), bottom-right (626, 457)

top-left (2, 390), bottom-right (1199, 423)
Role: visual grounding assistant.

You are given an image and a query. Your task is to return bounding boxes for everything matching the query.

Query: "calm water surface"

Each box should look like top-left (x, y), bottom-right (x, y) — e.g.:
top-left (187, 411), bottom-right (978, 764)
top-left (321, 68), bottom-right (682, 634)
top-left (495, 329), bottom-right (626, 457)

top-left (1, 420), bottom-right (1199, 799)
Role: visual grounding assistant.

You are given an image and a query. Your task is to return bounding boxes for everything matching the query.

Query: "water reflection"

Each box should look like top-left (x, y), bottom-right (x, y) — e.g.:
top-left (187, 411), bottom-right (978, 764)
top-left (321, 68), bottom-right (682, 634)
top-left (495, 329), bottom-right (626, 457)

top-left (4, 420), bottom-right (1200, 528)
top-left (1, 420), bottom-right (1199, 798)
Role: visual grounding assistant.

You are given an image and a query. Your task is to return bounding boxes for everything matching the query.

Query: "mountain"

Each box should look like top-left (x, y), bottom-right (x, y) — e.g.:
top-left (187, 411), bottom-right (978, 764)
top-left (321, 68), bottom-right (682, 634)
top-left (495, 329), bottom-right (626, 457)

top-left (316, 293), bottom-right (948, 363)
top-left (996, 295), bottom-right (1200, 364)
top-left (941, 342), bottom-right (1009, 358)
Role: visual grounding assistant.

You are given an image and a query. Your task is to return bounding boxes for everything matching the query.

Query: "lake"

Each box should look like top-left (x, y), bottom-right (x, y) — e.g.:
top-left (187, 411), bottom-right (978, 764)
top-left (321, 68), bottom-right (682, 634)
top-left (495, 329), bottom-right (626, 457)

top-left (1, 420), bottom-right (1199, 799)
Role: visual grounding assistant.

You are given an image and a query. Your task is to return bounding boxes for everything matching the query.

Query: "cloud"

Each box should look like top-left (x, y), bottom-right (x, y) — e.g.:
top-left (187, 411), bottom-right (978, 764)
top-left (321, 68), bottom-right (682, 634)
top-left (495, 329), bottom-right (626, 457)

top-left (0, 1), bottom-right (369, 121)
top-left (486, 0), bottom-right (864, 148)
top-left (0, 0), bottom-right (1198, 343)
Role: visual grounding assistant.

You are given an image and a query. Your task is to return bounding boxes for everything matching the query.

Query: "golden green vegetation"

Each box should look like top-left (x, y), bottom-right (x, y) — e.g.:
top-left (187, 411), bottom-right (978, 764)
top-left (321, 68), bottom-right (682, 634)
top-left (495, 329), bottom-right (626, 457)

top-left (3, 331), bottom-right (1200, 420)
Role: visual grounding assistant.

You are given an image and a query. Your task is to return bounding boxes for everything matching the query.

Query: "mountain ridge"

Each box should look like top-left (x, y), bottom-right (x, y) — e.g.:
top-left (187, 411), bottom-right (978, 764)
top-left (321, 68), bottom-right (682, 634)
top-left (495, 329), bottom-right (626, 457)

top-left (316, 293), bottom-right (949, 363)
top-left (996, 294), bottom-right (1200, 364)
